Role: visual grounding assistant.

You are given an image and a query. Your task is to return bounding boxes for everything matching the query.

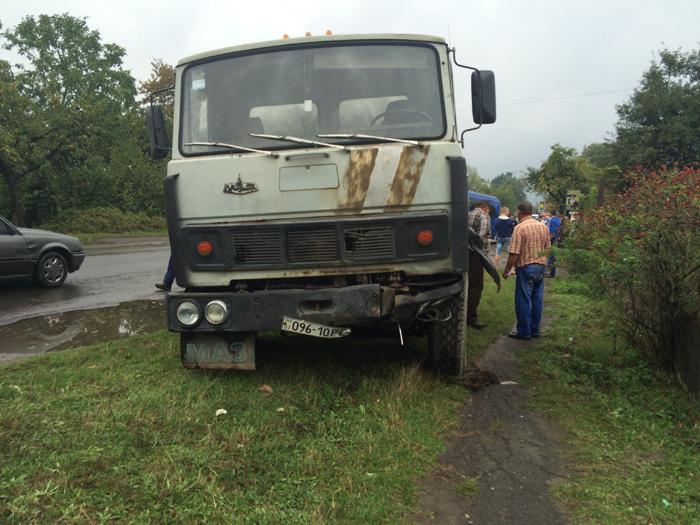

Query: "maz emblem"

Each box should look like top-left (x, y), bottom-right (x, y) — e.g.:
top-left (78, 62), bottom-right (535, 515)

top-left (224, 175), bottom-right (259, 195)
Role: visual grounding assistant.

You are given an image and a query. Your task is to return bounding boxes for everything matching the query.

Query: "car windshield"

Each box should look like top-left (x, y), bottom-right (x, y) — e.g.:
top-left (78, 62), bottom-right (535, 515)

top-left (180, 42), bottom-right (446, 155)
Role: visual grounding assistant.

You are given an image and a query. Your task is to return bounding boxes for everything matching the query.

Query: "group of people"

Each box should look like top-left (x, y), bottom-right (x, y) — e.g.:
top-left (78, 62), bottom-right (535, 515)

top-left (467, 200), bottom-right (562, 340)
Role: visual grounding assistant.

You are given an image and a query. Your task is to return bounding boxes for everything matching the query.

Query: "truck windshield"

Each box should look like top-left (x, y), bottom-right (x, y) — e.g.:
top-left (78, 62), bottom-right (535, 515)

top-left (180, 43), bottom-right (446, 155)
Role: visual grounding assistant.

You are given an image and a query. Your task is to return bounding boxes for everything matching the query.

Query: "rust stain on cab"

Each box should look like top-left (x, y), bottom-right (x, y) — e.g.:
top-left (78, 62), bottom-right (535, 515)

top-left (340, 148), bottom-right (378, 209)
top-left (385, 145), bottom-right (431, 209)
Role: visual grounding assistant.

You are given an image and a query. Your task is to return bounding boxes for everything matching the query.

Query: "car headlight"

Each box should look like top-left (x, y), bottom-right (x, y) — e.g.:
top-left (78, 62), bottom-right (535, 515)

top-left (205, 300), bottom-right (229, 325)
top-left (176, 300), bottom-right (202, 327)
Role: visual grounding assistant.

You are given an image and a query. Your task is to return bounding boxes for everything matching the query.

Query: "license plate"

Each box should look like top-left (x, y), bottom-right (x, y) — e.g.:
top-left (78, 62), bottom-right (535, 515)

top-left (281, 317), bottom-right (350, 338)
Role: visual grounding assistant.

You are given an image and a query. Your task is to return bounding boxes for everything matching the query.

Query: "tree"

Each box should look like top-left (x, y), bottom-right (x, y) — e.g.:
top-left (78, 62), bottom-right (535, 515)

top-left (138, 58), bottom-right (175, 119)
top-left (614, 47), bottom-right (700, 169)
top-left (489, 171), bottom-right (527, 212)
top-left (581, 142), bottom-right (616, 170)
top-left (0, 14), bottom-right (136, 226)
top-left (524, 144), bottom-right (595, 212)
top-left (467, 165), bottom-right (490, 194)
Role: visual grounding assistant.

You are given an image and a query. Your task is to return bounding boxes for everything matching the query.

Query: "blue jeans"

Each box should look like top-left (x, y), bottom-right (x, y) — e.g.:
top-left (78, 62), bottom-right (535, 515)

top-left (495, 236), bottom-right (511, 255)
top-left (163, 255), bottom-right (175, 286)
top-left (514, 264), bottom-right (545, 336)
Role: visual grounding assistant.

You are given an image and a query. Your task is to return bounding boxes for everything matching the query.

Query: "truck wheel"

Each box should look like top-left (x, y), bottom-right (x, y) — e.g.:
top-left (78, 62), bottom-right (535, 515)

top-left (33, 251), bottom-right (68, 288)
top-left (427, 273), bottom-right (467, 376)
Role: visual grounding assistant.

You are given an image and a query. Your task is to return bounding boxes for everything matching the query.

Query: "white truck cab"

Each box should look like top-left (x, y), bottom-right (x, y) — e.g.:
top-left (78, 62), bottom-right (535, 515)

top-left (147, 33), bottom-right (496, 375)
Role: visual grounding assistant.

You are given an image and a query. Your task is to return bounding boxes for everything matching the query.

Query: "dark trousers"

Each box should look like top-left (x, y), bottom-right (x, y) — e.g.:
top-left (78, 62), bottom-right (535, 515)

top-left (467, 251), bottom-right (484, 324)
top-left (163, 255), bottom-right (175, 286)
top-left (547, 239), bottom-right (559, 276)
top-left (514, 264), bottom-right (546, 336)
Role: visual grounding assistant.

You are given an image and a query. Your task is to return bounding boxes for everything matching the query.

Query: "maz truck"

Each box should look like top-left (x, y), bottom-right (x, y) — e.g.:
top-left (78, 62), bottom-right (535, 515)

top-left (146, 32), bottom-right (496, 375)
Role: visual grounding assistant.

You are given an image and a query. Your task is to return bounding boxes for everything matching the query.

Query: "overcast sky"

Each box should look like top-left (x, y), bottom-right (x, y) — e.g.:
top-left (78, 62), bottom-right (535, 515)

top-left (3, 1), bottom-right (700, 179)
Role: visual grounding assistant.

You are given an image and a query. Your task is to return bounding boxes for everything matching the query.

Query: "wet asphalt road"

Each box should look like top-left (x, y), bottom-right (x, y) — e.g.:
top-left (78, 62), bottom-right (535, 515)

top-left (0, 238), bottom-right (172, 363)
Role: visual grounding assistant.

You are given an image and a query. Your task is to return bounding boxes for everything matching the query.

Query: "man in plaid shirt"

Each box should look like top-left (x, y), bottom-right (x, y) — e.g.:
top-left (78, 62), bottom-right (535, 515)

top-left (502, 201), bottom-right (551, 339)
top-left (467, 200), bottom-right (491, 329)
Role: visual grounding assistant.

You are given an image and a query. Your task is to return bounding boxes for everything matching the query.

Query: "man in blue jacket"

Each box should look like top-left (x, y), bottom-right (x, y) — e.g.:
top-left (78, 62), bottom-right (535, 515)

top-left (546, 209), bottom-right (562, 277)
top-left (493, 206), bottom-right (514, 270)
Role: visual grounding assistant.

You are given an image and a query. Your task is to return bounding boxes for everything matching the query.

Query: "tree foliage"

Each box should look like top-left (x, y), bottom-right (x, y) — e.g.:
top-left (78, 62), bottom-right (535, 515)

top-left (563, 166), bottom-right (700, 371)
top-left (489, 171), bottom-right (527, 212)
top-left (614, 47), bottom-right (700, 169)
top-left (467, 165), bottom-right (490, 194)
top-left (525, 144), bottom-right (597, 212)
top-left (138, 58), bottom-right (175, 120)
top-left (581, 142), bottom-right (616, 170)
top-left (0, 14), bottom-right (167, 227)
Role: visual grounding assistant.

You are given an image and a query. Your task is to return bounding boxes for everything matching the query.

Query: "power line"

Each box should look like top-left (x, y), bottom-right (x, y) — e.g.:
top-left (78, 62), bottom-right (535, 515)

top-left (498, 88), bottom-right (635, 107)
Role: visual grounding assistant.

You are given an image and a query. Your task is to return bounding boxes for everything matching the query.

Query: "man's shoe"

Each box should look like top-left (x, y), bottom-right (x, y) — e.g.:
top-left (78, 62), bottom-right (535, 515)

top-left (468, 322), bottom-right (487, 330)
top-left (507, 331), bottom-right (531, 340)
top-left (155, 283), bottom-right (171, 291)
top-left (531, 332), bottom-right (540, 338)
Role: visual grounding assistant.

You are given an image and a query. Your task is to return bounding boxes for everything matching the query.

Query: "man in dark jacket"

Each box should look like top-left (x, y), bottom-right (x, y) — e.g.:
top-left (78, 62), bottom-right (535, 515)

top-left (493, 206), bottom-right (514, 270)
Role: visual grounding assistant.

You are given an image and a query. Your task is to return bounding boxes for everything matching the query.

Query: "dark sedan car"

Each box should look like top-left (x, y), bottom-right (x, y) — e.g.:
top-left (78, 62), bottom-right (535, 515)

top-left (0, 215), bottom-right (85, 288)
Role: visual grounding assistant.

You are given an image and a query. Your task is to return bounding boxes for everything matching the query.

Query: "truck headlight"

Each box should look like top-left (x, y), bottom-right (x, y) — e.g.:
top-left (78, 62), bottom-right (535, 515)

top-left (205, 300), bottom-right (229, 325)
top-left (176, 300), bottom-right (202, 327)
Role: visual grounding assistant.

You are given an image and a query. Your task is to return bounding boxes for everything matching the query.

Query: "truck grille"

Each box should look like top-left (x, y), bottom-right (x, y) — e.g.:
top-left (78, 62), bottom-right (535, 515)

top-left (288, 228), bottom-right (338, 263)
top-left (233, 230), bottom-right (284, 265)
top-left (231, 225), bottom-right (396, 266)
top-left (183, 213), bottom-right (448, 270)
top-left (344, 226), bottom-right (396, 260)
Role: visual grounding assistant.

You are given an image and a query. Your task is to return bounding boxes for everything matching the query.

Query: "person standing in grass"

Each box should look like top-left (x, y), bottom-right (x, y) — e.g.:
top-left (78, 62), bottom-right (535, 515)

top-left (467, 200), bottom-right (491, 329)
top-left (493, 206), bottom-right (514, 270)
top-left (546, 209), bottom-right (562, 277)
top-left (502, 201), bottom-right (551, 340)
top-left (155, 253), bottom-right (175, 291)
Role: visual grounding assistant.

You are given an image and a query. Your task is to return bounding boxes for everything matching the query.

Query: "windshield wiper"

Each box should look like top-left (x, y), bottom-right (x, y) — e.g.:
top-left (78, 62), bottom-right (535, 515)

top-left (318, 133), bottom-right (424, 147)
top-left (250, 133), bottom-right (350, 152)
top-left (185, 141), bottom-right (279, 158)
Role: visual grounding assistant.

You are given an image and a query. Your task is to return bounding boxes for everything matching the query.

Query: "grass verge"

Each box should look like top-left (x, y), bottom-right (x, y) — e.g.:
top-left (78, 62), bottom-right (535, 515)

top-left (77, 231), bottom-right (168, 244)
top-left (522, 278), bottom-right (700, 523)
top-left (0, 280), bottom-right (512, 523)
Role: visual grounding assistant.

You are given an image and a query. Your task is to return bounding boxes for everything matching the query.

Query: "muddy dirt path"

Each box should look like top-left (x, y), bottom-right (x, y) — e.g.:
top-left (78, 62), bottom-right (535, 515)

top-left (416, 302), bottom-right (571, 524)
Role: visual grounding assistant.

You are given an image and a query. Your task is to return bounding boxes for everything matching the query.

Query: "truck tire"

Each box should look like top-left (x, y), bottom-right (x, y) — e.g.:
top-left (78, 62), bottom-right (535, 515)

top-left (427, 273), bottom-right (467, 376)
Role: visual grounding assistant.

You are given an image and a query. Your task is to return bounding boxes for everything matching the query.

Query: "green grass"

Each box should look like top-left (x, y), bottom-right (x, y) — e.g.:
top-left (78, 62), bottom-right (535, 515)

top-left (3, 273), bottom-right (699, 522)
top-left (0, 274), bottom-right (508, 525)
top-left (454, 476), bottom-right (480, 499)
top-left (521, 277), bottom-right (700, 523)
top-left (0, 282), bottom-right (513, 523)
top-left (465, 276), bottom-right (516, 361)
top-left (77, 231), bottom-right (169, 244)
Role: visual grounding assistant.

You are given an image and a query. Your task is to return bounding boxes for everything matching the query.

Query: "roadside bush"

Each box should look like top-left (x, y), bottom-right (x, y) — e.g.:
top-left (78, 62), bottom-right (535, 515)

top-left (39, 207), bottom-right (166, 234)
top-left (562, 166), bottom-right (700, 372)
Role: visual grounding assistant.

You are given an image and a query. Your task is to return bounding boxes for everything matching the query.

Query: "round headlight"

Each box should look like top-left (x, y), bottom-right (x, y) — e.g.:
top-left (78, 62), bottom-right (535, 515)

top-left (176, 300), bottom-right (201, 327)
top-left (205, 300), bottom-right (229, 325)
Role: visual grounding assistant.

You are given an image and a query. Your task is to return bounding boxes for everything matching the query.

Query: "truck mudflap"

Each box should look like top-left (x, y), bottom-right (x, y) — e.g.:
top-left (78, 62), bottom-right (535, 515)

top-left (181, 332), bottom-right (256, 370)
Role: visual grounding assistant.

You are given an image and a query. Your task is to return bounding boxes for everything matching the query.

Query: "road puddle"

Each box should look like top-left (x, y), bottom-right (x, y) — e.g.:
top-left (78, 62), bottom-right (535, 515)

top-left (0, 300), bottom-right (166, 364)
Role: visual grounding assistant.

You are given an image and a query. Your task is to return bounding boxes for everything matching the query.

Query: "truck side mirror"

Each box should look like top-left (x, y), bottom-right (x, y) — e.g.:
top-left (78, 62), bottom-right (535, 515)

top-left (146, 105), bottom-right (170, 159)
top-left (471, 70), bottom-right (496, 125)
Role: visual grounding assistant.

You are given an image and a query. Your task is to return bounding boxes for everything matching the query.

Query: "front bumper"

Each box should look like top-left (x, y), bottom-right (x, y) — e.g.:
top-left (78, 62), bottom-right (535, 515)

top-left (166, 279), bottom-right (464, 333)
top-left (68, 252), bottom-right (86, 273)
